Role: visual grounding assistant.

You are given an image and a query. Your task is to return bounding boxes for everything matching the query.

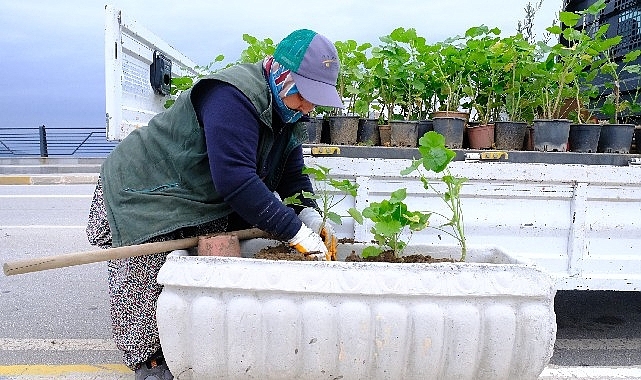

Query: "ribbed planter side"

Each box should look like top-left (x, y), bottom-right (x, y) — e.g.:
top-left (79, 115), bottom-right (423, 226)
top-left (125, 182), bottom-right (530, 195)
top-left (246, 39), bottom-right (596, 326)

top-left (157, 245), bottom-right (556, 380)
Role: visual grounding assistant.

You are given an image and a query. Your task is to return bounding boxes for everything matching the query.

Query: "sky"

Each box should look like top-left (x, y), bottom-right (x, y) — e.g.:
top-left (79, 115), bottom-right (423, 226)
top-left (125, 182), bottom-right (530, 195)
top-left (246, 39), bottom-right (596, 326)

top-left (0, 0), bottom-right (560, 129)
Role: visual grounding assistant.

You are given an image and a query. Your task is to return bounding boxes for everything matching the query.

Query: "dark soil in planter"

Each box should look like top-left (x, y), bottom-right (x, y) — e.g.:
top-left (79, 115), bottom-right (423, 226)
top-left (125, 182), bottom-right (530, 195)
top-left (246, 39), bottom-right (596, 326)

top-left (254, 244), bottom-right (317, 261)
top-left (345, 250), bottom-right (456, 263)
top-left (254, 242), bottom-right (457, 263)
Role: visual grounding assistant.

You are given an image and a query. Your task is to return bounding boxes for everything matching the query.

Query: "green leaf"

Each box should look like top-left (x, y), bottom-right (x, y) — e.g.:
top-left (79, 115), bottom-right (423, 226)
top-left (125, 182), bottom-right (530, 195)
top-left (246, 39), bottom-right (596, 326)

top-left (389, 188), bottom-right (407, 203)
top-left (374, 220), bottom-right (403, 237)
top-left (417, 131), bottom-right (456, 173)
top-left (585, 0), bottom-right (606, 15)
top-left (301, 190), bottom-right (319, 200)
top-left (362, 246), bottom-right (383, 258)
top-left (400, 160), bottom-right (421, 175)
top-left (302, 166), bottom-right (327, 180)
top-left (327, 211), bottom-right (342, 225)
top-left (559, 12), bottom-right (581, 28)
top-left (348, 208), bottom-right (363, 224)
top-left (624, 50), bottom-right (641, 63)
top-left (282, 194), bottom-right (302, 205)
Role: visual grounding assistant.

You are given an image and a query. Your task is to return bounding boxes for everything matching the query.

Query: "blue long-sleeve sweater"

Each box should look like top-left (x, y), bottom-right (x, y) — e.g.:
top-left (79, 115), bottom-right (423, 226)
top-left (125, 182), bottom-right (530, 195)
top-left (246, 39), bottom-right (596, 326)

top-left (192, 81), bottom-right (316, 240)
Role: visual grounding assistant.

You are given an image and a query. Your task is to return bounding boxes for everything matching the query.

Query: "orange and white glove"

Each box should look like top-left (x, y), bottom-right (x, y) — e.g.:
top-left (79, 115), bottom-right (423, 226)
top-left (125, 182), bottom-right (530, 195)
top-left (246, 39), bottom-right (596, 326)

top-left (298, 208), bottom-right (338, 261)
top-left (288, 223), bottom-right (328, 260)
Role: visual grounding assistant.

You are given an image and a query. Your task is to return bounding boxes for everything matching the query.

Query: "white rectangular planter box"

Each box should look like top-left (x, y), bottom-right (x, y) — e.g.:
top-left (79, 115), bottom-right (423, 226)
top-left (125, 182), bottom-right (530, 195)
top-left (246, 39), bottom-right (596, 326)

top-left (157, 243), bottom-right (556, 380)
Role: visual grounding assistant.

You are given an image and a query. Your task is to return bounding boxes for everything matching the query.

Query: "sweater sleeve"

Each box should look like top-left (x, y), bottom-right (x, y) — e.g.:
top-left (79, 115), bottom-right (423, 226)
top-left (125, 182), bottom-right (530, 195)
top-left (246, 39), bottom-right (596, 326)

top-left (193, 81), bottom-right (302, 240)
top-left (276, 144), bottom-right (319, 213)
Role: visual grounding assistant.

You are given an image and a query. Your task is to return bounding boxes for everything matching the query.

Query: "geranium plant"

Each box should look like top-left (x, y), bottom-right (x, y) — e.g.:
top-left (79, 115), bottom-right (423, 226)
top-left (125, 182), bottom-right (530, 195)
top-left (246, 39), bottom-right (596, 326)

top-left (401, 131), bottom-right (468, 260)
top-left (598, 49), bottom-right (641, 123)
top-left (352, 188), bottom-right (430, 258)
top-left (461, 25), bottom-right (511, 125)
top-left (531, 0), bottom-right (619, 119)
top-left (334, 39), bottom-right (373, 117)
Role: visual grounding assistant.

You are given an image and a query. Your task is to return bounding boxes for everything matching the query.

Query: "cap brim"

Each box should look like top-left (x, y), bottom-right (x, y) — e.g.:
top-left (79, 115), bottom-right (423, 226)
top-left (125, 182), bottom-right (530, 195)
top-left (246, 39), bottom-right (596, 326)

top-left (291, 72), bottom-right (344, 108)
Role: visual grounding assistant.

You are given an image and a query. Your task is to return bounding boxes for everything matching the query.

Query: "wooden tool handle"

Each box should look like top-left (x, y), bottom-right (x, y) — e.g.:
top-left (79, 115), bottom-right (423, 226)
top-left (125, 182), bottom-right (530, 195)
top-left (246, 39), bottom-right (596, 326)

top-left (3, 228), bottom-right (270, 276)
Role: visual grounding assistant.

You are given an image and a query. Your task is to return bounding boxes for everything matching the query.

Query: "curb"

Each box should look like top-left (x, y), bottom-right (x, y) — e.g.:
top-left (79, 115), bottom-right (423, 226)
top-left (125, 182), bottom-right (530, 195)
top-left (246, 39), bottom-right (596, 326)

top-left (0, 364), bottom-right (129, 379)
top-left (540, 365), bottom-right (641, 379)
top-left (0, 174), bottom-right (99, 185)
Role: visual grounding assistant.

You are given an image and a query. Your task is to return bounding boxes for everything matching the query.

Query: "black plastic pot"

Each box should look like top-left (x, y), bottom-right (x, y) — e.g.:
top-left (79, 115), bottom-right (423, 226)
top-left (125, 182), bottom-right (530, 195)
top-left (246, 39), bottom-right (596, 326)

top-left (432, 117), bottom-right (465, 149)
top-left (598, 124), bottom-right (634, 153)
top-left (390, 120), bottom-right (419, 147)
top-left (532, 119), bottom-right (571, 152)
top-left (357, 118), bottom-right (380, 146)
top-left (568, 124), bottom-right (601, 153)
top-left (494, 121), bottom-right (528, 151)
top-left (417, 119), bottom-right (434, 145)
top-left (328, 115), bottom-right (359, 145)
top-left (302, 118), bottom-right (323, 144)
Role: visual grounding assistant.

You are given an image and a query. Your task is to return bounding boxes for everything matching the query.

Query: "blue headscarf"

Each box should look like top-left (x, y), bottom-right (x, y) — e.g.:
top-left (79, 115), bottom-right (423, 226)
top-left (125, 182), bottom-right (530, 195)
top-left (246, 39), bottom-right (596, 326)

top-left (263, 56), bottom-right (303, 123)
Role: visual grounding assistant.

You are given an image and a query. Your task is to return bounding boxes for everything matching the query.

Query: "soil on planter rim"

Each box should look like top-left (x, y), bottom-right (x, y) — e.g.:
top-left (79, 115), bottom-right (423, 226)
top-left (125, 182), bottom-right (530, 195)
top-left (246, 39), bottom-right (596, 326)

top-left (254, 242), bottom-right (457, 263)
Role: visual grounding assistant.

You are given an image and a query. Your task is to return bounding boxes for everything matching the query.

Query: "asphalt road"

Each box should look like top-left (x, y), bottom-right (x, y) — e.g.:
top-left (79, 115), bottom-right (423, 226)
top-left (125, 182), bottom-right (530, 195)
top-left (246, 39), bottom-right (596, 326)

top-left (0, 183), bottom-right (640, 373)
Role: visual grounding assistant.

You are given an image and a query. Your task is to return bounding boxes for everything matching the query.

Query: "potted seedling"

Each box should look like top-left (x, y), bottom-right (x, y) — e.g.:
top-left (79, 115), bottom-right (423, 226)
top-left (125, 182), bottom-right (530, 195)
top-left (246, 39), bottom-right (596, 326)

top-left (328, 39), bottom-right (372, 145)
top-left (383, 28), bottom-right (427, 147)
top-left (424, 36), bottom-right (472, 148)
top-left (595, 49), bottom-right (641, 153)
top-left (497, 33), bottom-right (538, 150)
top-left (461, 26), bottom-right (510, 149)
top-left (401, 131), bottom-right (468, 260)
top-left (530, 0), bottom-right (617, 151)
top-left (370, 30), bottom-right (407, 122)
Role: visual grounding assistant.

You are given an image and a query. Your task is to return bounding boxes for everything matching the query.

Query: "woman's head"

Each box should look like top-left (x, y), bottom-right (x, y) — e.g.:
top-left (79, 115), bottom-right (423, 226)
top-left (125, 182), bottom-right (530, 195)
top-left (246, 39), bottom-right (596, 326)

top-left (274, 29), bottom-right (343, 109)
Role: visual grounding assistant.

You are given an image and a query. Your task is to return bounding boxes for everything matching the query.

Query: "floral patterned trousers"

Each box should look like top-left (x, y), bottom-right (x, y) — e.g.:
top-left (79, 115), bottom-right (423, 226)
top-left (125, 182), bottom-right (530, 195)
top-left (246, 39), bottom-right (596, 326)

top-left (86, 178), bottom-right (226, 369)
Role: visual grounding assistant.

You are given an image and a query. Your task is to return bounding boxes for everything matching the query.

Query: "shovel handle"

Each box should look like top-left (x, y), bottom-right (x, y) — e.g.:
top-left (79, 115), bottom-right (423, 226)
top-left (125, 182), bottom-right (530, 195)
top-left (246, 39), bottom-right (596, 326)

top-left (3, 228), bottom-right (270, 276)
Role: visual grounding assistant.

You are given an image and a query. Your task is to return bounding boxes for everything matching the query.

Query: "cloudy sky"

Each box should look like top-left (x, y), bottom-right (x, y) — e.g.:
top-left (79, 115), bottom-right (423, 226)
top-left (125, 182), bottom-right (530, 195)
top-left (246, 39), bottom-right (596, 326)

top-left (0, 0), bottom-right (560, 130)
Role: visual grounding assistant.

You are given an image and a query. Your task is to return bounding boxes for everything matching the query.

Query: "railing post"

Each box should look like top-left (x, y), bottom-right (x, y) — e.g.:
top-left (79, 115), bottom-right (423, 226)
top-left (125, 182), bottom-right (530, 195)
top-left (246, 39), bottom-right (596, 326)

top-left (39, 125), bottom-right (48, 157)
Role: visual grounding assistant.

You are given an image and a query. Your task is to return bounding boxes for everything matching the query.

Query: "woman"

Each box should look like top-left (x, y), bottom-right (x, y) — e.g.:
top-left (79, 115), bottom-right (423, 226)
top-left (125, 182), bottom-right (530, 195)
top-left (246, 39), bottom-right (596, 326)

top-left (86, 29), bottom-right (342, 379)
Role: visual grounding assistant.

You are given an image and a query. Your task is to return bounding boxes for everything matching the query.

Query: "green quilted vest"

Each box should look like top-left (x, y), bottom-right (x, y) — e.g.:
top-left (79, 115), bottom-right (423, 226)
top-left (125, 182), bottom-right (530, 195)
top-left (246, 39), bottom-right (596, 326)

top-left (101, 62), bottom-right (306, 247)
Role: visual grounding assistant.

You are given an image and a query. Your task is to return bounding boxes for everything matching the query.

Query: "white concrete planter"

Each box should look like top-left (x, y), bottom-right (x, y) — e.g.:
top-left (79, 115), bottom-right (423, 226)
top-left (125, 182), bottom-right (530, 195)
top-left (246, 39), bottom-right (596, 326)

top-left (156, 242), bottom-right (556, 380)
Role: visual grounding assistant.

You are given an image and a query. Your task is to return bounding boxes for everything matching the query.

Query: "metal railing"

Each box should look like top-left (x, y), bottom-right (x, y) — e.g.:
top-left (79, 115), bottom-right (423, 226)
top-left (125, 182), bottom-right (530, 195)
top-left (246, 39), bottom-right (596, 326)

top-left (0, 126), bottom-right (118, 157)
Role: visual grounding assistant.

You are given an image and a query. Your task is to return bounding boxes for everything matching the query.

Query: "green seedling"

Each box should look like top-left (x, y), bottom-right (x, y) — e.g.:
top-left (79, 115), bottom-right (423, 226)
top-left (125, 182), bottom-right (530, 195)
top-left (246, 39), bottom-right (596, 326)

top-left (283, 165), bottom-right (359, 231)
top-left (353, 188), bottom-right (430, 258)
top-left (401, 131), bottom-right (468, 261)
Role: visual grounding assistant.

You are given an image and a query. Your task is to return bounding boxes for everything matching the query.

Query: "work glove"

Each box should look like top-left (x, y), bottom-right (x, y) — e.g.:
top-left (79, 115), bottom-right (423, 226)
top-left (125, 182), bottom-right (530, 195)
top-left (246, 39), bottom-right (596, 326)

top-left (298, 207), bottom-right (338, 261)
top-left (288, 223), bottom-right (328, 260)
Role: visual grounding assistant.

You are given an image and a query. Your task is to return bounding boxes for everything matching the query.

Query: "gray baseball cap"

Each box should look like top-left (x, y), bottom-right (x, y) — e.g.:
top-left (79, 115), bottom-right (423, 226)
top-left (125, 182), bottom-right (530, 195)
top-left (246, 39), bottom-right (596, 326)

top-left (274, 29), bottom-right (344, 108)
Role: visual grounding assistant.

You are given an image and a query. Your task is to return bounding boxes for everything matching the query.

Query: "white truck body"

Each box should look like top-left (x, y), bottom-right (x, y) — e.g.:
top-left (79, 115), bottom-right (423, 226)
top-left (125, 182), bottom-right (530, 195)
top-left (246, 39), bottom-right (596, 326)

top-left (104, 6), bottom-right (641, 291)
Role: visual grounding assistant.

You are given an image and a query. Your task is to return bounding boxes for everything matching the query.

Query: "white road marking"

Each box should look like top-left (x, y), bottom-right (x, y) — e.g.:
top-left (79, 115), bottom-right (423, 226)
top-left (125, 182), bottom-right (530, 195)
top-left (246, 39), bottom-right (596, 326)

top-left (540, 365), bottom-right (641, 379)
top-left (0, 338), bottom-right (117, 351)
top-left (0, 225), bottom-right (86, 229)
top-left (0, 195), bottom-right (91, 198)
top-left (555, 338), bottom-right (641, 350)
